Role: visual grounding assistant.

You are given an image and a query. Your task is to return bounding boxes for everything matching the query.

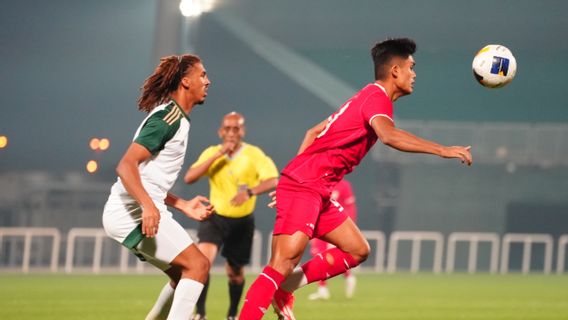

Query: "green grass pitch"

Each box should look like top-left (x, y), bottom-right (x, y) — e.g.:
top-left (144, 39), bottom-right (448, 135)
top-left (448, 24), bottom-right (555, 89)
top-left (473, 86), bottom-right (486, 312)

top-left (1, 273), bottom-right (567, 319)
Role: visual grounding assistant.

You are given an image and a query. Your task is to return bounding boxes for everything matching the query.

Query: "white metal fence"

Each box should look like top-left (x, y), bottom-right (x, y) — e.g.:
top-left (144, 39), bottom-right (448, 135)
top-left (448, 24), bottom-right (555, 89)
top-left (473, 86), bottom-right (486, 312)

top-left (500, 233), bottom-right (554, 275)
top-left (0, 227), bottom-right (61, 273)
top-left (387, 231), bottom-right (444, 274)
top-left (1, 228), bottom-right (567, 274)
top-left (445, 232), bottom-right (500, 274)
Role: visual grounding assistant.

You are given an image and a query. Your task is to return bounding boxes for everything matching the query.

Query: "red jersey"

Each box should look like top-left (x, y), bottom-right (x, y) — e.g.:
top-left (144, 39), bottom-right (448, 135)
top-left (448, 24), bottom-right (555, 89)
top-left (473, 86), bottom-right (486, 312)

top-left (282, 83), bottom-right (393, 186)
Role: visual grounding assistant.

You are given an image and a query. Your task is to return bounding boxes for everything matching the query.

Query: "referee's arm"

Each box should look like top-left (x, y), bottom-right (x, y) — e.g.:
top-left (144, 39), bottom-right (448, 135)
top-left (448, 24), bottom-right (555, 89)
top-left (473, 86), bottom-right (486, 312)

top-left (184, 150), bottom-right (225, 184)
top-left (249, 177), bottom-right (278, 196)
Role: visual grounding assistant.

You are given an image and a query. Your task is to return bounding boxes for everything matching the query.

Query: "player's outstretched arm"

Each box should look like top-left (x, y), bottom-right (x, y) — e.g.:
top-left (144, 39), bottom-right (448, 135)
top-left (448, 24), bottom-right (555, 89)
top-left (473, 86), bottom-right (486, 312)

top-left (371, 116), bottom-right (472, 165)
top-left (166, 193), bottom-right (214, 221)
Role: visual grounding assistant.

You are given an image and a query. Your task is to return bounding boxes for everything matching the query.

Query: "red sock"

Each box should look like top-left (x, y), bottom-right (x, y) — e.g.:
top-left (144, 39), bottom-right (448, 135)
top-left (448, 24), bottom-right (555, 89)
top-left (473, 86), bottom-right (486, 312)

top-left (301, 247), bottom-right (359, 283)
top-left (318, 280), bottom-right (327, 287)
top-left (344, 269), bottom-right (351, 278)
top-left (239, 266), bottom-right (285, 320)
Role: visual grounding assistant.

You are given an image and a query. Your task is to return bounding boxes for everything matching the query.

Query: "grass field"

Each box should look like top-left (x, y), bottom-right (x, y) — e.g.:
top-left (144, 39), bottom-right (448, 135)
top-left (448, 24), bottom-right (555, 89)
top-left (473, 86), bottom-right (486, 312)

top-left (1, 273), bottom-right (567, 319)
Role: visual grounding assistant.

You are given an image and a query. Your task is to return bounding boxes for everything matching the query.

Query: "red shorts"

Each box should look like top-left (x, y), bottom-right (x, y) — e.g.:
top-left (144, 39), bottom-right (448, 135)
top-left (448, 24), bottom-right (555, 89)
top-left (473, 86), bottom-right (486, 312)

top-left (273, 175), bottom-right (348, 239)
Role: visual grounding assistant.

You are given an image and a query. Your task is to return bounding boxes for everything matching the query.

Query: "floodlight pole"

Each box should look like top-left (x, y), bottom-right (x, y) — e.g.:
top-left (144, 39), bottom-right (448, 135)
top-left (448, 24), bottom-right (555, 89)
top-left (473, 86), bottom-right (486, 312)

top-left (153, 0), bottom-right (183, 60)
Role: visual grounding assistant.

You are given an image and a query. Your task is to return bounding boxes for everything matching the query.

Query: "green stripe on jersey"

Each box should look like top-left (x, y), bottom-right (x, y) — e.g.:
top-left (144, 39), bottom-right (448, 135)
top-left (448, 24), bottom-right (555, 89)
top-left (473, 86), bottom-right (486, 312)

top-left (135, 103), bottom-right (183, 154)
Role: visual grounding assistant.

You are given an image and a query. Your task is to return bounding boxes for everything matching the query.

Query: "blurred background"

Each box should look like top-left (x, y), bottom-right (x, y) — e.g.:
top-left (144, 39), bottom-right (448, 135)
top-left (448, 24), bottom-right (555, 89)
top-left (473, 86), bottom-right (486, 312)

top-left (1, 0), bottom-right (567, 273)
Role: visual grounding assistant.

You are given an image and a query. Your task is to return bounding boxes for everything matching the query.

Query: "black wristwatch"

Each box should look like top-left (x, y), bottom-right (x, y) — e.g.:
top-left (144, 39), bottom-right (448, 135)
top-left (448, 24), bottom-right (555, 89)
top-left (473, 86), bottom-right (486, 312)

top-left (246, 188), bottom-right (254, 197)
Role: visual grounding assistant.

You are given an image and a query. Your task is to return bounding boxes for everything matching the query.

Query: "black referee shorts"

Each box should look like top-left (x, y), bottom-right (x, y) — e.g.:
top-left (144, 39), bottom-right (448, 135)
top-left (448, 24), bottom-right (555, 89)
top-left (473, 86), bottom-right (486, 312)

top-left (197, 212), bottom-right (255, 267)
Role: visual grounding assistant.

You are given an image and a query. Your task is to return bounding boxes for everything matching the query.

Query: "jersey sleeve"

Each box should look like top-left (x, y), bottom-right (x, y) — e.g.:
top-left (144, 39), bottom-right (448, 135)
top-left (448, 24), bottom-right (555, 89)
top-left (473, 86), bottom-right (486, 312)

top-left (361, 92), bottom-right (394, 126)
top-left (190, 146), bottom-right (220, 176)
top-left (134, 112), bottom-right (178, 154)
top-left (251, 147), bottom-right (279, 181)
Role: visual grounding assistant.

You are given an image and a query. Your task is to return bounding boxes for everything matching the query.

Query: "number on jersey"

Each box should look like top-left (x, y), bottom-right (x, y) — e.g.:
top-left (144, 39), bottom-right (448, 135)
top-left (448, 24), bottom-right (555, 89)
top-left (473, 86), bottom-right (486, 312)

top-left (316, 101), bottom-right (351, 138)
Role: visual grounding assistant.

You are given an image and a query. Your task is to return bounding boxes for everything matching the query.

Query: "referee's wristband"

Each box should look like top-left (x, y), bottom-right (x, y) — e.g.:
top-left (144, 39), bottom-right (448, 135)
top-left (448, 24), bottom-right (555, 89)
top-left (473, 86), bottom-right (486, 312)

top-left (246, 188), bottom-right (254, 197)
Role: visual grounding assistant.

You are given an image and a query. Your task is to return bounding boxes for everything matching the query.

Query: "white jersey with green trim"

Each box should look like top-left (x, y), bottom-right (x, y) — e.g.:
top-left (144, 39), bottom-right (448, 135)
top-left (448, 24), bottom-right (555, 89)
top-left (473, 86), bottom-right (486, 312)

top-left (106, 100), bottom-right (190, 210)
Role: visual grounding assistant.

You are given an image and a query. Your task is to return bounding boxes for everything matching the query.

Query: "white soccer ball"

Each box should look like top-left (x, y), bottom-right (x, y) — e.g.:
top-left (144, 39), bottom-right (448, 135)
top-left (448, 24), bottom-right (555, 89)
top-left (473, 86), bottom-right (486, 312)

top-left (472, 44), bottom-right (517, 88)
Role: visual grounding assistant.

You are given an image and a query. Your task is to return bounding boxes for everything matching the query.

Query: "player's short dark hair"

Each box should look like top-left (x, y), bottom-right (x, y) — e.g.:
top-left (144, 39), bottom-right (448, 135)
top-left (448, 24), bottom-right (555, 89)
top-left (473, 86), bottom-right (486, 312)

top-left (371, 38), bottom-right (416, 80)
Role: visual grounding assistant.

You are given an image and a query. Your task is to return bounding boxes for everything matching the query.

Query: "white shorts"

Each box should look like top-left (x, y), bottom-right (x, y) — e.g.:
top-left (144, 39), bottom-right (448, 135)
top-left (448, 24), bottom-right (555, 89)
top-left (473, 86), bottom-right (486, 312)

top-left (102, 201), bottom-right (193, 271)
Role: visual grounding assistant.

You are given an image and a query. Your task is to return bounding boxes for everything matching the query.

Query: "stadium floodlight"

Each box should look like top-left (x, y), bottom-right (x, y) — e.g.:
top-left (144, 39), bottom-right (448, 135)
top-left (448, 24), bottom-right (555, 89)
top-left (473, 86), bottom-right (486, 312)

top-left (179, 0), bottom-right (216, 17)
top-left (89, 138), bottom-right (100, 150)
top-left (86, 160), bottom-right (98, 174)
top-left (0, 135), bottom-right (7, 149)
top-left (99, 138), bottom-right (110, 151)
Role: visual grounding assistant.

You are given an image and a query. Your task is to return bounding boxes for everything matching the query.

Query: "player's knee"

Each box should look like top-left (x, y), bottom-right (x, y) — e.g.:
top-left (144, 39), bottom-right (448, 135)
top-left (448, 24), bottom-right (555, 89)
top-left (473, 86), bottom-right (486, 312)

top-left (195, 255), bottom-right (211, 275)
top-left (268, 256), bottom-right (298, 277)
top-left (180, 253), bottom-right (210, 276)
top-left (351, 240), bottom-right (371, 263)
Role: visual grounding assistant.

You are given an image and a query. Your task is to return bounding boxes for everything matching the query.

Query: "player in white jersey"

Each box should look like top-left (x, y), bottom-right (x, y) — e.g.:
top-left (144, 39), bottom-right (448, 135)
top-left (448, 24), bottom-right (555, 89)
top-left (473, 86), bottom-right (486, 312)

top-left (102, 54), bottom-right (214, 320)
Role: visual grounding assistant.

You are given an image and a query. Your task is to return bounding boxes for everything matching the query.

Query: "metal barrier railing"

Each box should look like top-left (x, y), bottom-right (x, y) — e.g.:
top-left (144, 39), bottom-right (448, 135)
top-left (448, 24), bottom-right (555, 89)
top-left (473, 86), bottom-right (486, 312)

top-left (500, 233), bottom-right (554, 274)
top-left (2, 228), bottom-right (567, 274)
top-left (0, 227), bottom-right (60, 273)
top-left (387, 231), bottom-right (444, 274)
top-left (445, 232), bottom-right (500, 274)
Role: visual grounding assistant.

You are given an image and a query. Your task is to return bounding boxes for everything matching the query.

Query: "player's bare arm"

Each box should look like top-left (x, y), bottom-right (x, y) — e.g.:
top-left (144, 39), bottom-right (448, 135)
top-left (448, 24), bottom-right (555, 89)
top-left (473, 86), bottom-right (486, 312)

top-left (297, 119), bottom-right (328, 154)
top-left (372, 116), bottom-right (472, 165)
top-left (115, 142), bottom-right (161, 237)
top-left (230, 177), bottom-right (278, 206)
top-left (166, 193), bottom-right (214, 221)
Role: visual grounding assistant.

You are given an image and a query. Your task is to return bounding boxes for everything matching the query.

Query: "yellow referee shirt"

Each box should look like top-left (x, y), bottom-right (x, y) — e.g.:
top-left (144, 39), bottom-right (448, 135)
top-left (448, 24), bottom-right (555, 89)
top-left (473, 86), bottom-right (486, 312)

top-left (191, 143), bottom-right (279, 218)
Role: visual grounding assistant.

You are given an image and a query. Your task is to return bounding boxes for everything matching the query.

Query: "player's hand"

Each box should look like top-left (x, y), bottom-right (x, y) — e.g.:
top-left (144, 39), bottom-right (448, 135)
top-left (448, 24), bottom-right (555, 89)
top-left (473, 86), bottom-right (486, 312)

top-left (141, 204), bottom-right (161, 238)
top-left (181, 195), bottom-right (215, 221)
top-left (267, 191), bottom-right (277, 208)
top-left (441, 146), bottom-right (473, 165)
top-left (230, 190), bottom-right (249, 206)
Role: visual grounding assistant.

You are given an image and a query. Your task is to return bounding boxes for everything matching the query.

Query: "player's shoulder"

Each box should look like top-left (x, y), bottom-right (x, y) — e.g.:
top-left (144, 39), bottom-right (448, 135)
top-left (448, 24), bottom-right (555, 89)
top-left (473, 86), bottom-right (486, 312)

top-left (148, 102), bottom-right (187, 126)
top-left (358, 83), bottom-right (389, 100)
top-left (349, 84), bottom-right (391, 113)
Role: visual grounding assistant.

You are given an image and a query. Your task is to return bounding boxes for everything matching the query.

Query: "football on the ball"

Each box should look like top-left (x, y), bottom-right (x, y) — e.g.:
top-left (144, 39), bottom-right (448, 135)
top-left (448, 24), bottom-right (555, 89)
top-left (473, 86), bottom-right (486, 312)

top-left (472, 44), bottom-right (517, 88)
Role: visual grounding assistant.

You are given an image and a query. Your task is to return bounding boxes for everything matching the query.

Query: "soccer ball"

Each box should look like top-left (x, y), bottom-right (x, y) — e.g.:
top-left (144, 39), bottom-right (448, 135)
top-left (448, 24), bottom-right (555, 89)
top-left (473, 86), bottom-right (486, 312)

top-left (472, 44), bottom-right (517, 88)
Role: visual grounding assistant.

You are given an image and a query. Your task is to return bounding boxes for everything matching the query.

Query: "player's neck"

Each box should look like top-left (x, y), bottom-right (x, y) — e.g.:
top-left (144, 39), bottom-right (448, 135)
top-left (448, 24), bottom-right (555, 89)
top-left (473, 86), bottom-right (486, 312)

top-left (375, 80), bottom-right (404, 102)
top-left (170, 93), bottom-right (195, 115)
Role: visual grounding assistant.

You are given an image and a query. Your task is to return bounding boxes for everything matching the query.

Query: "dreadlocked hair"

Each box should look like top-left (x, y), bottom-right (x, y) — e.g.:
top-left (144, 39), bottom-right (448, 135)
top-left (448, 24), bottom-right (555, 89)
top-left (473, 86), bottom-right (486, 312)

top-left (137, 54), bottom-right (201, 112)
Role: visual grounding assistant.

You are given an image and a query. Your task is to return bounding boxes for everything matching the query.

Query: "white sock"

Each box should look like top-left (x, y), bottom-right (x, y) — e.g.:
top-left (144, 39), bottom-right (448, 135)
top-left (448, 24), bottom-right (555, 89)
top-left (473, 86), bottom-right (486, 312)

top-left (145, 282), bottom-right (175, 320)
top-left (167, 278), bottom-right (204, 320)
top-left (280, 267), bottom-right (308, 293)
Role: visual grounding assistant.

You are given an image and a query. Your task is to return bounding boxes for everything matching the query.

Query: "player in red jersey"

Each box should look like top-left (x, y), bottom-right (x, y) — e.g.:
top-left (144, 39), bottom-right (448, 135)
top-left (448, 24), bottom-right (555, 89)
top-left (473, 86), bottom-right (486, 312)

top-left (239, 38), bottom-right (472, 320)
top-left (308, 179), bottom-right (357, 300)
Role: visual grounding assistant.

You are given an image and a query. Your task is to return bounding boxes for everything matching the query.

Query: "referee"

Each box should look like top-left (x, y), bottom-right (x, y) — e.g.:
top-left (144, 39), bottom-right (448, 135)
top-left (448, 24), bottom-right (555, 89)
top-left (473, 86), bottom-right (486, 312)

top-left (184, 112), bottom-right (278, 320)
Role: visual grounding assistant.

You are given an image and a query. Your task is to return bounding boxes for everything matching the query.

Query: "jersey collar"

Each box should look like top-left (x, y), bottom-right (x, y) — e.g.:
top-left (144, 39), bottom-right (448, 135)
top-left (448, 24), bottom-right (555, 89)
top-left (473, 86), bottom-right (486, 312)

top-left (372, 82), bottom-right (389, 98)
top-left (226, 142), bottom-right (246, 160)
top-left (169, 98), bottom-right (190, 121)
